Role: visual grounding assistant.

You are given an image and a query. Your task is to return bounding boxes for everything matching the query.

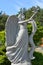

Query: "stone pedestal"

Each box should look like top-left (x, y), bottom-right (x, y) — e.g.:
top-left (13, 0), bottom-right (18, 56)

top-left (11, 61), bottom-right (32, 65)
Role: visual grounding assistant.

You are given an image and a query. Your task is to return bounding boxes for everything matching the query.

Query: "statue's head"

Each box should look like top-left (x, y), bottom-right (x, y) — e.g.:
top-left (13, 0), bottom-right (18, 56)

top-left (18, 11), bottom-right (25, 21)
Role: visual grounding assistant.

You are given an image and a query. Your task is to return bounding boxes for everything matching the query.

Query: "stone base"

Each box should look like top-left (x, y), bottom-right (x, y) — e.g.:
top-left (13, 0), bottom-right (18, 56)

top-left (11, 61), bottom-right (32, 65)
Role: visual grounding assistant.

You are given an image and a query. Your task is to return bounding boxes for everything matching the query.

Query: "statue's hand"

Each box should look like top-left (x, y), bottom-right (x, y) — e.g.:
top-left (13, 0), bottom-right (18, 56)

top-left (27, 19), bottom-right (33, 23)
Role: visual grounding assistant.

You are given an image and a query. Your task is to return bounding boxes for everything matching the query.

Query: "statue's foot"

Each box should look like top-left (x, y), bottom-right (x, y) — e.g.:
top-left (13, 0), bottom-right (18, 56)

top-left (31, 57), bottom-right (35, 60)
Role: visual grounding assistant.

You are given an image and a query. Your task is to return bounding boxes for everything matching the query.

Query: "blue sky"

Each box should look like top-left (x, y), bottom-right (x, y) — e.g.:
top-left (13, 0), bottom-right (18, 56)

top-left (0, 0), bottom-right (43, 15)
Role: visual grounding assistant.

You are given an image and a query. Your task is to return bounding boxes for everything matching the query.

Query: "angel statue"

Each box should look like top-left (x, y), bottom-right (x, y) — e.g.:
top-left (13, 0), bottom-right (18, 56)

top-left (5, 8), bottom-right (38, 65)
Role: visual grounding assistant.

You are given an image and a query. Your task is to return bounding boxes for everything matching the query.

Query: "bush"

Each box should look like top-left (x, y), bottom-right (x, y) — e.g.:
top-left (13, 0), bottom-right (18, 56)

top-left (0, 55), bottom-right (11, 65)
top-left (0, 51), bottom-right (5, 55)
top-left (0, 45), bottom-right (6, 53)
top-left (0, 14), bottom-right (8, 31)
top-left (32, 52), bottom-right (43, 65)
top-left (0, 45), bottom-right (11, 65)
top-left (27, 22), bottom-right (43, 46)
top-left (0, 31), bottom-right (5, 45)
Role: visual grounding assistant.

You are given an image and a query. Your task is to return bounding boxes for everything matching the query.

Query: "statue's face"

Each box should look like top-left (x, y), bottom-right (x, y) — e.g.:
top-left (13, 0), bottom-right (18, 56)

top-left (21, 15), bottom-right (25, 20)
top-left (18, 13), bottom-right (25, 21)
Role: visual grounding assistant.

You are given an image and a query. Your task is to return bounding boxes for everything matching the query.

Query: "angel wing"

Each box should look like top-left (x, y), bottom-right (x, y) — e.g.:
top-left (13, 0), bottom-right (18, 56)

top-left (5, 15), bottom-right (21, 63)
top-left (5, 15), bottom-right (19, 46)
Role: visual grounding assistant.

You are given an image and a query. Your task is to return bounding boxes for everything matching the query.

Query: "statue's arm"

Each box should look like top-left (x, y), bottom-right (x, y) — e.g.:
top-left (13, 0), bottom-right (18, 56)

top-left (18, 19), bottom-right (30, 24)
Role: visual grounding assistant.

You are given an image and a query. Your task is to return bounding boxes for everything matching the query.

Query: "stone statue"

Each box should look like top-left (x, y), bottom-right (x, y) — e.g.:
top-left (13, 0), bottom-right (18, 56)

top-left (5, 8), bottom-right (38, 65)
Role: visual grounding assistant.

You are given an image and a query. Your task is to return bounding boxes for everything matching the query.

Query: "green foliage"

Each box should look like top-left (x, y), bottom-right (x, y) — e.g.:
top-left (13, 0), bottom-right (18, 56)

top-left (34, 22), bottom-right (43, 45)
top-left (27, 21), bottom-right (43, 46)
top-left (0, 45), bottom-right (11, 65)
top-left (32, 52), bottom-right (43, 65)
top-left (0, 45), bottom-right (6, 55)
top-left (0, 13), bottom-right (8, 31)
top-left (0, 55), bottom-right (11, 65)
top-left (0, 51), bottom-right (5, 55)
top-left (25, 9), bottom-right (33, 19)
top-left (0, 31), bottom-right (5, 45)
top-left (27, 23), bottom-right (32, 35)
top-left (0, 45), bottom-right (6, 52)
top-left (0, 55), bottom-right (5, 63)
